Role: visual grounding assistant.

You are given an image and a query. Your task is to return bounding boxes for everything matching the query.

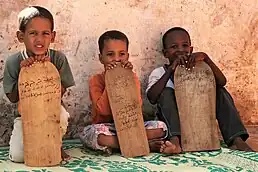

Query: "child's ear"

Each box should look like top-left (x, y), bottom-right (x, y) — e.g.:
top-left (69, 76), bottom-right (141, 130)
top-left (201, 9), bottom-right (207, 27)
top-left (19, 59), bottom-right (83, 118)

top-left (16, 31), bottom-right (24, 43)
top-left (190, 46), bottom-right (193, 54)
top-left (99, 54), bottom-right (104, 64)
top-left (162, 49), bottom-right (168, 58)
top-left (126, 52), bottom-right (129, 61)
top-left (51, 31), bottom-right (56, 43)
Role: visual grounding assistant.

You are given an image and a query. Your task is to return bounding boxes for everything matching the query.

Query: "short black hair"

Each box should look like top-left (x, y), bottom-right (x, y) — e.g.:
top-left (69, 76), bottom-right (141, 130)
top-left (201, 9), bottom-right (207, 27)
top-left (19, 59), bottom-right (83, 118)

top-left (98, 30), bottom-right (129, 54)
top-left (18, 6), bottom-right (54, 32)
top-left (162, 27), bottom-right (191, 49)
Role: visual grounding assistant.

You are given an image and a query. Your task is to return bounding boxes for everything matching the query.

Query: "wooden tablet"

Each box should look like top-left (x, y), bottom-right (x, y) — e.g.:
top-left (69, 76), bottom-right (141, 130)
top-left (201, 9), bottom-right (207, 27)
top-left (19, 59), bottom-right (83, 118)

top-left (18, 61), bottom-right (62, 166)
top-left (174, 61), bottom-right (220, 152)
top-left (105, 65), bottom-right (150, 158)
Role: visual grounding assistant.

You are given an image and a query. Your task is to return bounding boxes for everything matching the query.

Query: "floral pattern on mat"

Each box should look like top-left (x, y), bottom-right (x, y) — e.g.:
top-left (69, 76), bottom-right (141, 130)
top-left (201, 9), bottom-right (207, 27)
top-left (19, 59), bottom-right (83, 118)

top-left (0, 140), bottom-right (257, 172)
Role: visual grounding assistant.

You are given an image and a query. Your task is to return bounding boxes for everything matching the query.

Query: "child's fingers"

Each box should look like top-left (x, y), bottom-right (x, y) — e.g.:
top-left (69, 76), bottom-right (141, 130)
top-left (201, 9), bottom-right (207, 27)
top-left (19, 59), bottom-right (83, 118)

top-left (124, 62), bottom-right (133, 69)
top-left (179, 58), bottom-right (186, 68)
top-left (106, 64), bottom-right (114, 70)
top-left (108, 62), bottom-right (117, 68)
top-left (187, 56), bottom-right (194, 69)
top-left (189, 60), bottom-right (195, 69)
top-left (27, 58), bottom-right (34, 65)
top-left (126, 64), bottom-right (133, 69)
top-left (35, 55), bottom-right (40, 61)
top-left (20, 60), bottom-right (26, 68)
top-left (105, 66), bottom-right (111, 70)
top-left (39, 55), bottom-right (45, 61)
top-left (36, 54), bottom-right (45, 62)
top-left (111, 63), bottom-right (116, 68)
top-left (171, 60), bottom-right (179, 71)
top-left (121, 61), bottom-right (126, 68)
top-left (182, 54), bottom-right (189, 62)
top-left (21, 59), bottom-right (30, 67)
top-left (120, 60), bottom-right (125, 65)
top-left (128, 63), bottom-right (133, 69)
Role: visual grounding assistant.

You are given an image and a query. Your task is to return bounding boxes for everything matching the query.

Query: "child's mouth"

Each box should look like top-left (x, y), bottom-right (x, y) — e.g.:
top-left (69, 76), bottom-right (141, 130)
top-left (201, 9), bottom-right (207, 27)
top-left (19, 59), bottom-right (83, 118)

top-left (35, 44), bottom-right (44, 48)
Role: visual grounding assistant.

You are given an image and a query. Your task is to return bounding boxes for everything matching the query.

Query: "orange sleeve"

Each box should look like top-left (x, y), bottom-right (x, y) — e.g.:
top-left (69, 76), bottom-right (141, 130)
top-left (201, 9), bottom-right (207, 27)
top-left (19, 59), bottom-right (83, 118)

top-left (89, 75), bottom-right (112, 116)
top-left (134, 73), bottom-right (143, 105)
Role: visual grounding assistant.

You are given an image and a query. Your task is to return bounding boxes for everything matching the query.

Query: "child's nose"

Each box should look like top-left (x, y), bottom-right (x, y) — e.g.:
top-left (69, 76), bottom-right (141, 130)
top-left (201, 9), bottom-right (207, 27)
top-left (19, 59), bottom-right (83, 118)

top-left (114, 56), bottom-right (121, 62)
top-left (178, 46), bottom-right (184, 51)
top-left (35, 34), bottom-right (44, 41)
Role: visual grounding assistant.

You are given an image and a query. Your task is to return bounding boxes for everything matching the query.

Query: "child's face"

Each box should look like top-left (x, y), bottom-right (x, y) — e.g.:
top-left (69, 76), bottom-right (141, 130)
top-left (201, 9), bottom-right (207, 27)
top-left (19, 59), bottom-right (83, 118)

top-left (17, 17), bottom-right (55, 56)
top-left (163, 30), bottom-right (193, 63)
top-left (99, 39), bottom-right (129, 66)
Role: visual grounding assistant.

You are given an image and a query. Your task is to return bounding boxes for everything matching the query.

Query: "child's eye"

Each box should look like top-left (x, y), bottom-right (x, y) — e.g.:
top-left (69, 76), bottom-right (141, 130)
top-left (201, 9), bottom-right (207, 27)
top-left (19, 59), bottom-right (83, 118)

top-left (120, 53), bottom-right (126, 56)
top-left (43, 32), bottom-right (50, 35)
top-left (171, 45), bottom-right (177, 49)
top-left (107, 53), bottom-right (113, 56)
top-left (29, 31), bottom-right (36, 35)
top-left (183, 44), bottom-right (189, 47)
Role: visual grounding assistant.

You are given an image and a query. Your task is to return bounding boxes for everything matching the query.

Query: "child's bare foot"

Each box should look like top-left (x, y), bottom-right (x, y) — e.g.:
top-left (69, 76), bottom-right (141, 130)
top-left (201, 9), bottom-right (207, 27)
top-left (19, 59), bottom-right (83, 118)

top-left (160, 136), bottom-right (182, 154)
top-left (229, 137), bottom-right (254, 152)
top-left (149, 140), bottom-right (164, 152)
top-left (160, 141), bottom-right (181, 154)
top-left (61, 148), bottom-right (71, 160)
top-left (104, 147), bottom-right (113, 155)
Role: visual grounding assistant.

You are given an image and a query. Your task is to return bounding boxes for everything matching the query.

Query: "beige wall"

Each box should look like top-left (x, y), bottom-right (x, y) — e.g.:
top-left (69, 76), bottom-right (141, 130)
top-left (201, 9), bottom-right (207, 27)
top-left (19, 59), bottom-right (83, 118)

top-left (0, 0), bottom-right (257, 144)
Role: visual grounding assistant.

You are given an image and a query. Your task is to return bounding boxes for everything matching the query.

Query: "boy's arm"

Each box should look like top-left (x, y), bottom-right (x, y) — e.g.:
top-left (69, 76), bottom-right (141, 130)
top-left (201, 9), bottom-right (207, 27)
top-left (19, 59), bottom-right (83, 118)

top-left (89, 76), bottom-right (112, 116)
top-left (190, 52), bottom-right (227, 86)
top-left (6, 90), bottom-right (19, 103)
top-left (55, 51), bottom-right (75, 90)
top-left (3, 57), bottom-right (20, 103)
top-left (147, 68), bottom-right (172, 104)
top-left (54, 51), bottom-right (75, 97)
top-left (134, 73), bottom-right (143, 105)
top-left (204, 55), bottom-right (227, 86)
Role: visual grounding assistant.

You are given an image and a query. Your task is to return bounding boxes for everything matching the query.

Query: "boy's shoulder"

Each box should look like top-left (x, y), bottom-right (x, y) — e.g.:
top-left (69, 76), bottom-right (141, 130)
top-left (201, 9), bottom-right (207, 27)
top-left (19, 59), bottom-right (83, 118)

top-left (89, 73), bottom-right (104, 83)
top-left (6, 52), bottom-right (23, 65)
top-left (150, 66), bottom-right (165, 75)
top-left (49, 49), bottom-right (67, 60)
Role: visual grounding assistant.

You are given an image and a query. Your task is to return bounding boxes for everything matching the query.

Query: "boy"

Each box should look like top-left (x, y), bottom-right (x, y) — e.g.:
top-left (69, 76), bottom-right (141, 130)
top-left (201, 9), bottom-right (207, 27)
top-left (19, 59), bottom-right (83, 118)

top-left (3, 6), bottom-right (75, 162)
top-left (146, 27), bottom-right (253, 153)
top-left (79, 30), bottom-right (172, 154)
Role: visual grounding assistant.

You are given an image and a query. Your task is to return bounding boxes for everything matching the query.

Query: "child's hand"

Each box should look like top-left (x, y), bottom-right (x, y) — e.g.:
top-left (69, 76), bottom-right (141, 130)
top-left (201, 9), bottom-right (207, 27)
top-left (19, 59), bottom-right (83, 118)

top-left (20, 55), bottom-right (50, 68)
top-left (170, 54), bottom-right (189, 71)
top-left (34, 54), bottom-right (51, 62)
top-left (105, 61), bottom-right (119, 70)
top-left (186, 52), bottom-right (207, 70)
top-left (20, 57), bottom-right (35, 68)
top-left (121, 60), bottom-right (133, 70)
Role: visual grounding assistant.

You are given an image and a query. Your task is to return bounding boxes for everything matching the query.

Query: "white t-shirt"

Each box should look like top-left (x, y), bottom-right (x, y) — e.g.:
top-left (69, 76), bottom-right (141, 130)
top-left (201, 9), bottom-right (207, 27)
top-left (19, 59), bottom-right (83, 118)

top-left (146, 66), bottom-right (174, 93)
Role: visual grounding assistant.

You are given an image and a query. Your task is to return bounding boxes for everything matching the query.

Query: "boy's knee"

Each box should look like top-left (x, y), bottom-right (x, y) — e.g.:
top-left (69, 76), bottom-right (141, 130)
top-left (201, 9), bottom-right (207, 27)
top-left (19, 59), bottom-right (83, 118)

top-left (216, 87), bottom-right (235, 104)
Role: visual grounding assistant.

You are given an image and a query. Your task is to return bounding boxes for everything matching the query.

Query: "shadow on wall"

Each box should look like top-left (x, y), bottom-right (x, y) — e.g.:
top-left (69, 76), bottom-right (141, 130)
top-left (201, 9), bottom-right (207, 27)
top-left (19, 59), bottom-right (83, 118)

top-left (0, 80), bottom-right (17, 146)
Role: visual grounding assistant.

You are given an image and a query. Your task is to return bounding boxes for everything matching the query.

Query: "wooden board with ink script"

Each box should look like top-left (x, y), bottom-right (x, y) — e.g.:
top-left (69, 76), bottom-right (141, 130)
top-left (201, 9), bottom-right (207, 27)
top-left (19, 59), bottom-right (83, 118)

top-left (18, 62), bottom-right (62, 166)
top-left (174, 61), bottom-right (220, 152)
top-left (105, 65), bottom-right (150, 158)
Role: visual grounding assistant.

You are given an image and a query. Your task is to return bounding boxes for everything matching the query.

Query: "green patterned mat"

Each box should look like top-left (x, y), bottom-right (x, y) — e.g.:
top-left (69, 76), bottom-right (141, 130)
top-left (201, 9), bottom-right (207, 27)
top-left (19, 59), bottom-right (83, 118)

top-left (0, 139), bottom-right (257, 172)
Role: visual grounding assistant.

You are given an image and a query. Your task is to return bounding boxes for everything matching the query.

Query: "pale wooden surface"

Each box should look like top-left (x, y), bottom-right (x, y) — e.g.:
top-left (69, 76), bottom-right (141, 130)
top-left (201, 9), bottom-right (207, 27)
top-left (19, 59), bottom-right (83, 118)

top-left (105, 65), bottom-right (150, 158)
top-left (174, 61), bottom-right (220, 152)
top-left (18, 62), bottom-right (62, 166)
